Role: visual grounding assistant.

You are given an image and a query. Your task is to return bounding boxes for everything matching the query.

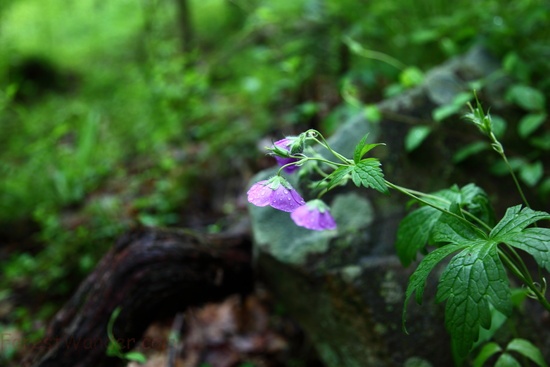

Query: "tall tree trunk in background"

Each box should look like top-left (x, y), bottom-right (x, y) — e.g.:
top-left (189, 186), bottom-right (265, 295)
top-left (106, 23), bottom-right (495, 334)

top-left (175, 0), bottom-right (194, 53)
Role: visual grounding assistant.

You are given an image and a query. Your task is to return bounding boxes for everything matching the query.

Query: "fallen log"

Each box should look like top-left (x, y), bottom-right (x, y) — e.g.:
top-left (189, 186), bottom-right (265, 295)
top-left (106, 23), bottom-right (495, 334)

top-left (23, 227), bottom-right (253, 367)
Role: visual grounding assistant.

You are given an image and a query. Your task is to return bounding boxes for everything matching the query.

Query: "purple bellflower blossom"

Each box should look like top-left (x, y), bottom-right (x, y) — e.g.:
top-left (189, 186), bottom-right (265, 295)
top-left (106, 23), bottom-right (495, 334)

top-left (273, 138), bottom-right (300, 174)
top-left (247, 176), bottom-right (306, 212)
top-left (290, 199), bottom-right (337, 231)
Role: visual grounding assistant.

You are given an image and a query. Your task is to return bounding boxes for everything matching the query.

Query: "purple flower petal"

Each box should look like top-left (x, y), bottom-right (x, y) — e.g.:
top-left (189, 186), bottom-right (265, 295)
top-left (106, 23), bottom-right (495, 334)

top-left (246, 180), bottom-right (272, 207)
top-left (247, 177), bottom-right (306, 212)
top-left (290, 200), bottom-right (337, 231)
top-left (270, 183), bottom-right (306, 212)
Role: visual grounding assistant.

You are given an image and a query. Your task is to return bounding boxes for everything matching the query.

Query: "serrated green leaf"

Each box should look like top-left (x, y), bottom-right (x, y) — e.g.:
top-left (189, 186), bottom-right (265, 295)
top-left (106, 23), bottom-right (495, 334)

top-left (460, 183), bottom-right (495, 227)
top-left (321, 166), bottom-right (353, 192)
top-left (518, 113), bottom-right (547, 138)
top-left (490, 205), bottom-right (550, 237)
top-left (405, 126), bottom-right (431, 152)
top-left (436, 242), bottom-right (512, 358)
top-left (396, 184), bottom-right (493, 265)
top-left (353, 133), bottom-right (384, 163)
top-left (396, 206), bottom-right (442, 266)
top-left (499, 228), bottom-right (550, 272)
top-left (402, 244), bottom-right (467, 331)
top-left (495, 353), bottom-right (521, 367)
top-left (473, 342), bottom-right (502, 367)
top-left (124, 351), bottom-right (147, 363)
top-left (506, 339), bottom-right (549, 367)
top-left (432, 210), bottom-right (485, 244)
top-left (351, 158), bottom-right (388, 194)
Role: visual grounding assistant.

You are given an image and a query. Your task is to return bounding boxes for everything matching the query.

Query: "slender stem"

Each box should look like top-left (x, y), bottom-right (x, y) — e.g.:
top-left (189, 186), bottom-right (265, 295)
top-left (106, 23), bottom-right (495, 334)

top-left (500, 152), bottom-right (531, 208)
top-left (390, 182), bottom-right (492, 232)
top-left (385, 180), bottom-right (488, 239)
top-left (504, 244), bottom-right (534, 285)
top-left (277, 156), bottom-right (346, 176)
top-left (499, 249), bottom-right (550, 311)
top-left (304, 129), bottom-right (353, 164)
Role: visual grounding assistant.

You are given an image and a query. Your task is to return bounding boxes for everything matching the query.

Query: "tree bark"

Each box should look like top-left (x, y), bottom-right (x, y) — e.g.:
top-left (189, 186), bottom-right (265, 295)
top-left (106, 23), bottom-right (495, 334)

top-left (23, 227), bottom-right (253, 367)
top-left (175, 0), bottom-right (194, 53)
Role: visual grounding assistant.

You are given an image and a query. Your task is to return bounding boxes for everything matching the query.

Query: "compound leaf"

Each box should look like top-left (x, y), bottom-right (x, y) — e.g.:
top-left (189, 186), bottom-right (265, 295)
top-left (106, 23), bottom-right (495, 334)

top-left (396, 206), bottom-right (442, 266)
top-left (490, 205), bottom-right (550, 237)
top-left (402, 243), bottom-right (467, 330)
top-left (321, 166), bottom-right (353, 192)
top-left (499, 228), bottom-right (550, 272)
top-left (351, 158), bottom-right (388, 194)
top-left (436, 241), bottom-right (512, 358)
top-left (432, 207), bottom-right (486, 244)
top-left (353, 133), bottom-right (384, 163)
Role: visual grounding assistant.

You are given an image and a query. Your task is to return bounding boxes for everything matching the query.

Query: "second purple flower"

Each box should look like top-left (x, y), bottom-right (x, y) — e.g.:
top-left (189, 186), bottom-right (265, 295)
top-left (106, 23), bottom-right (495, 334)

top-left (290, 199), bottom-right (337, 231)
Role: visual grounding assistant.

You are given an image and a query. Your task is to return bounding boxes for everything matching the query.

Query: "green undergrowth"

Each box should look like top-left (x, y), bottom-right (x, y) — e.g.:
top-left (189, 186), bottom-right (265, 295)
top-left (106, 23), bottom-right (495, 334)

top-left (0, 0), bottom-right (548, 365)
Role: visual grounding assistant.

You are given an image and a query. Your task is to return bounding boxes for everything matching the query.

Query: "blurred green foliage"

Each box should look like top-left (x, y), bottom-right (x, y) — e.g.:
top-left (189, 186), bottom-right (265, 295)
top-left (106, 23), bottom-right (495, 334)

top-left (0, 0), bottom-right (548, 363)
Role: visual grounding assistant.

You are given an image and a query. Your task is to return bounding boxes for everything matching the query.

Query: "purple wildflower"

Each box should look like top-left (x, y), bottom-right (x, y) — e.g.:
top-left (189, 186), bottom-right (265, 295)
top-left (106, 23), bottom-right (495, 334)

top-left (291, 199), bottom-right (337, 231)
top-left (247, 176), bottom-right (306, 212)
top-left (273, 138), bottom-right (300, 174)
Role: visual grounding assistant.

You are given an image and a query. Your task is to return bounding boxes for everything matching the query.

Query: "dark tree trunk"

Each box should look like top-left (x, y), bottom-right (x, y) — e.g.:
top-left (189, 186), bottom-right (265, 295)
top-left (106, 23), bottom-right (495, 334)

top-left (23, 227), bottom-right (253, 367)
top-left (175, 0), bottom-right (194, 53)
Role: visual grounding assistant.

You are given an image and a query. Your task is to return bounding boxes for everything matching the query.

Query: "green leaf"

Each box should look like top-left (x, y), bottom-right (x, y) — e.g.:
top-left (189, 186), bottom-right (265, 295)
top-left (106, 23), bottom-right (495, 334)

top-left (519, 160), bottom-right (543, 187)
top-left (353, 134), bottom-right (384, 163)
top-left (473, 342), bottom-right (502, 367)
top-left (518, 113), bottom-right (547, 138)
top-left (490, 205), bottom-right (550, 238)
top-left (321, 166), bottom-right (353, 192)
top-left (432, 92), bottom-right (472, 122)
top-left (400, 66), bottom-right (424, 88)
top-left (506, 338), bottom-right (549, 367)
top-left (433, 103), bottom-right (462, 122)
top-left (453, 141), bottom-right (489, 163)
top-left (396, 184), bottom-right (493, 266)
top-left (396, 206), bottom-right (442, 266)
top-left (405, 126), bottom-right (431, 152)
top-left (124, 351), bottom-right (147, 363)
top-left (530, 131), bottom-right (550, 151)
top-left (459, 183), bottom-right (495, 227)
top-left (495, 353), bottom-right (521, 367)
top-left (500, 228), bottom-right (550, 272)
top-left (106, 340), bottom-right (122, 357)
top-left (436, 242), bottom-right (512, 358)
top-left (432, 209), bottom-right (485, 244)
top-left (506, 85), bottom-right (546, 111)
top-left (351, 158), bottom-right (388, 194)
top-left (363, 105), bottom-right (382, 123)
top-left (402, 244), bottom-right (467, 330)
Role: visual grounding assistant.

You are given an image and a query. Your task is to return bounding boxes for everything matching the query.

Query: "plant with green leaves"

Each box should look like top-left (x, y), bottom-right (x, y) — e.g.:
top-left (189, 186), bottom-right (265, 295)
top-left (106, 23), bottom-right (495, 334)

top-left (106, 307), bottom-right (147, 364)
top-left (246, 98), bottom-right (550, 365)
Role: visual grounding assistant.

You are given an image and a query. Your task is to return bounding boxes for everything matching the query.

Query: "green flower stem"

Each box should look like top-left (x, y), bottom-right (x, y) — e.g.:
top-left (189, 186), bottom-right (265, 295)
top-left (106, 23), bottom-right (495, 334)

top-left (277, 156), bottom-right (346, 176)
top-left (304, 129), bottom-right (353, 165)
top-left (499, 151), bottom-right (531, 209)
